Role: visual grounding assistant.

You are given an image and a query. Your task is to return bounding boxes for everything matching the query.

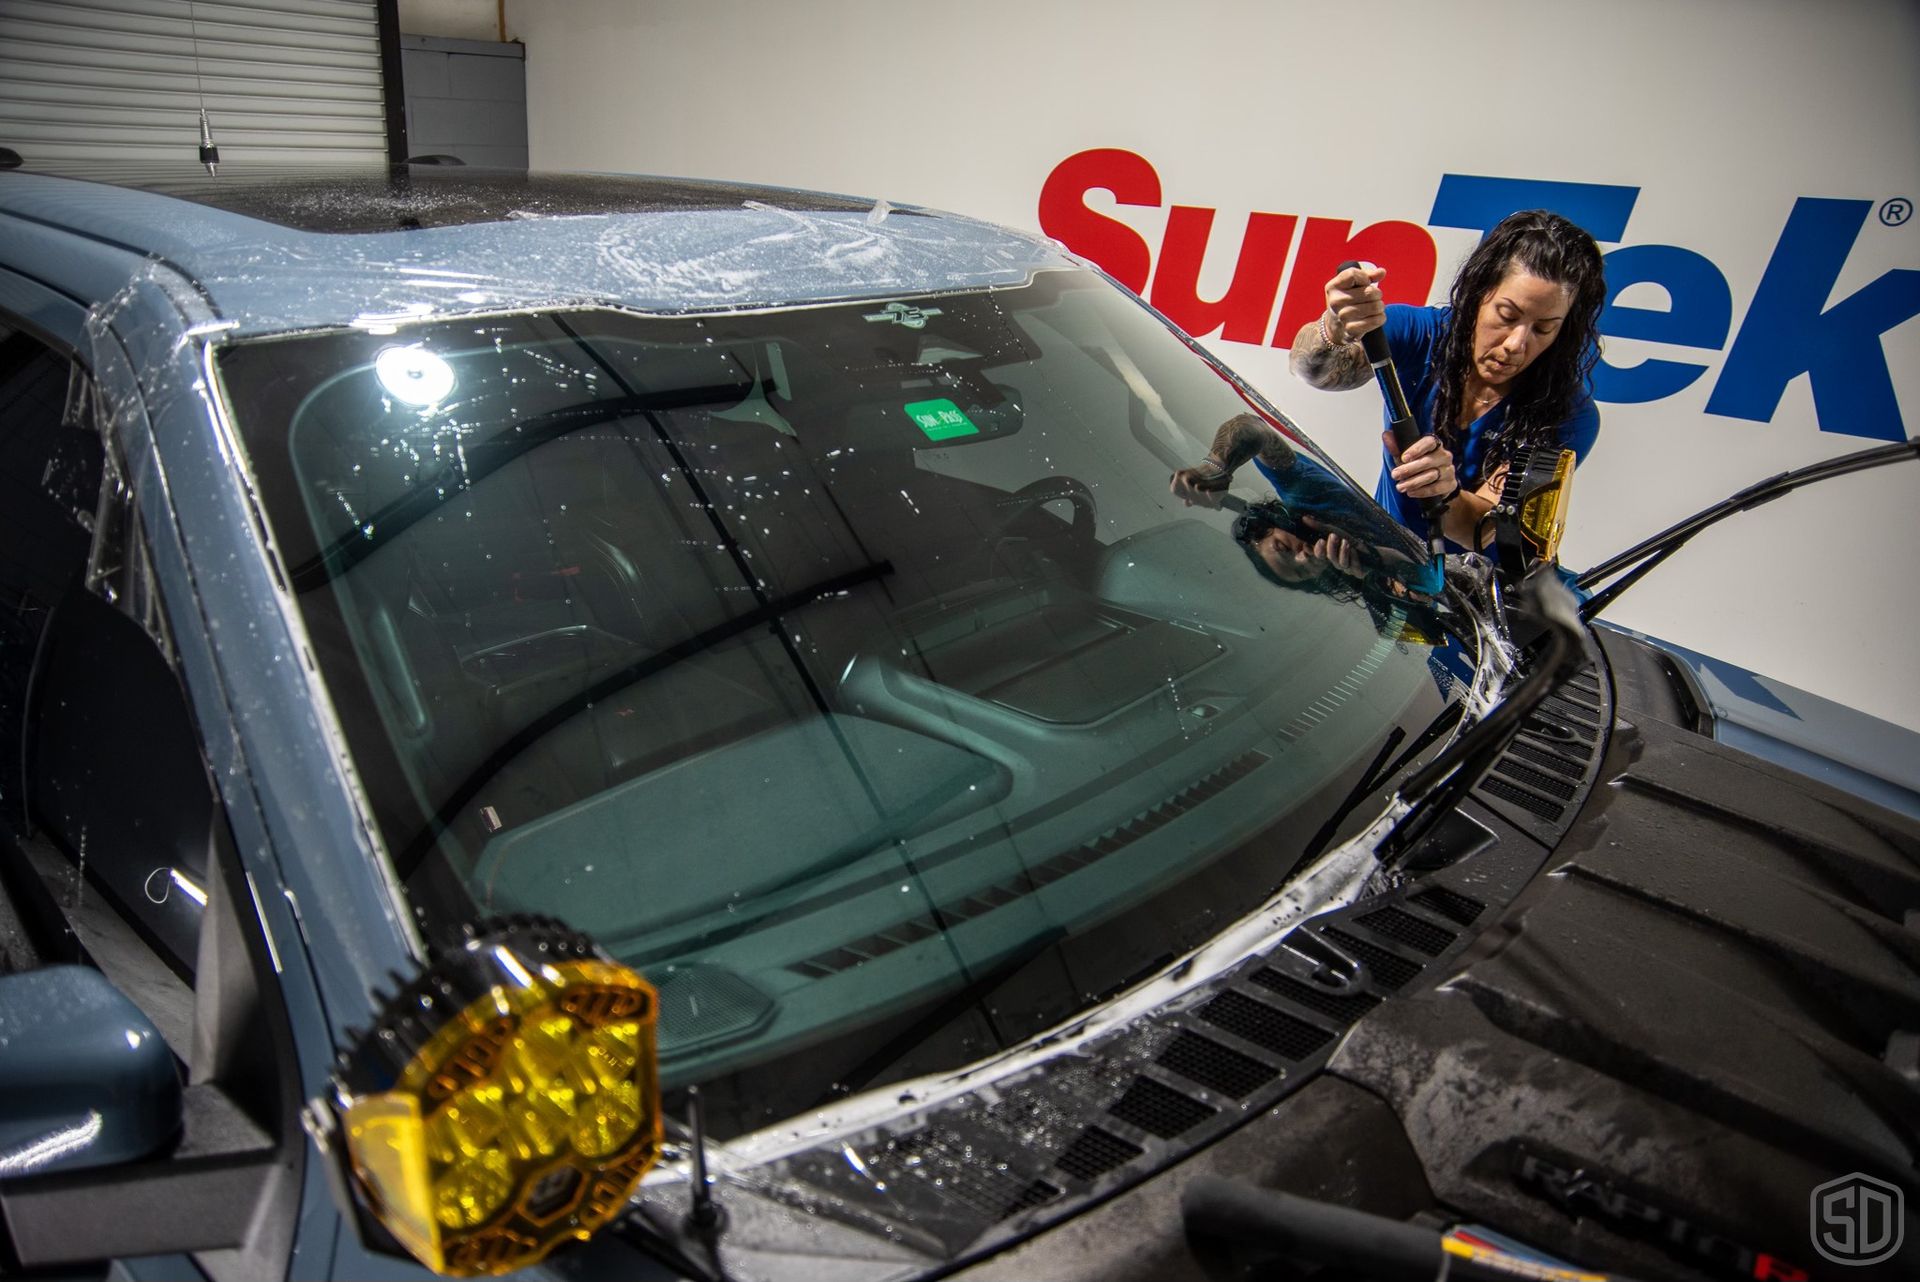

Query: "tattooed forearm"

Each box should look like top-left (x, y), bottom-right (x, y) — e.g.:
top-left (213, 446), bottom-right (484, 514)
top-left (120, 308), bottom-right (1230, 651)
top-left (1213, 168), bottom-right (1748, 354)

top-left (1288, 320), bottom-right (1371, 391)
top-left (1205, 413), bottom-right (1297, 472)
top-left (1169, 413), bottom-right (1297, 500)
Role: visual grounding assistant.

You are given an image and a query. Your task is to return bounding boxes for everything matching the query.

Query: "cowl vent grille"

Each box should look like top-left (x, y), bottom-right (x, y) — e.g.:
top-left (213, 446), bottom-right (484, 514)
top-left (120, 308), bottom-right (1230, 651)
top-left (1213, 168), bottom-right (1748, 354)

top-left (1053, 1126), bottom-right (1143, 1183)
top-left (1505, 738), bottom-right (1586, 780)
top-left (1354, 906), bottom-right (1458, 957)
top-left (1107, 1075), bottom-right (1217, 1139)
top-left (1481, 776), bottom-right (1567, 821)
top-left (1250, 967), bottom-right (1382, 1021)
top-left (1320, 927), bottom-right (1421, 990)
top-left (1495, 758), bottom-right (1579, 801)
top-left (1003, 1179), bottom-right (1061, 1216)
top-left (1411, 885), bottom-right (1486, 927)
top-left (1198, 990), bottom-right (1334, 1060)
top-left (1470, 659), bottom-right (1609, 836)
top-left (1157, 1029), bottom-right (1279, 1098)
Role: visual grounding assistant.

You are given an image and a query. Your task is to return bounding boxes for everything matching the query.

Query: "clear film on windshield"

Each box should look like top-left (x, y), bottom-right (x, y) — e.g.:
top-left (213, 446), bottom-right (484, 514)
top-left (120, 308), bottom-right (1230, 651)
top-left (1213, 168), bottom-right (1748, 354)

top-left (213, 268), bottom-right (1466, 1139)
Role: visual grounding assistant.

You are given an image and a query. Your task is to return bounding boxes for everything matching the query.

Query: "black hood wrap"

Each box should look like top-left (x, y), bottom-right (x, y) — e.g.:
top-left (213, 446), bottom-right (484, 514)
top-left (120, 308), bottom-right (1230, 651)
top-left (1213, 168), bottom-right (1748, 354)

top-left (616, 625), bottom-right (1919, 1282)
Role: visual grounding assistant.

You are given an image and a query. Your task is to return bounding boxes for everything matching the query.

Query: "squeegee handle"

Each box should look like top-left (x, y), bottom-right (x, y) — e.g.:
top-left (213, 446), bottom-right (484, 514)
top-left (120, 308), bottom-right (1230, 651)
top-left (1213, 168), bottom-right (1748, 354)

top-left (1337, 261), bottom-right (1443, 522)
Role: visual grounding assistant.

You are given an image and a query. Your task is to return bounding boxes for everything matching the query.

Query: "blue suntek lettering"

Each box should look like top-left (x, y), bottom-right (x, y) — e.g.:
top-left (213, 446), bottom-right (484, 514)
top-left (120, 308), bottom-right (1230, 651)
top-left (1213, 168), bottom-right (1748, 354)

top-left (1707, 198), bottom-right (1920, 442)
top-left (1593, 245), bottom-right (1732, 403)
top-left (1428, 174), bottom-right (1640, 244)
top-left (1429, 175), bottom-right (1918, 440)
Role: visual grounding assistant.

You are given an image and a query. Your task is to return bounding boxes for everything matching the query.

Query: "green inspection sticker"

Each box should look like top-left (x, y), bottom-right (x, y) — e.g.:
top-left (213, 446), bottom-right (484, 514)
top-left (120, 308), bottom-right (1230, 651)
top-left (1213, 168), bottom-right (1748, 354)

top-left (903, 397), bottom-right (979, 441)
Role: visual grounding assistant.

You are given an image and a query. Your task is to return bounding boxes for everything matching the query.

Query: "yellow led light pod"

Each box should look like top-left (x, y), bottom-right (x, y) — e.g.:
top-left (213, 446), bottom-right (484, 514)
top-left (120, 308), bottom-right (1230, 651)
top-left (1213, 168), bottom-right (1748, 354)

top-left (1517, 448), bottom-right (1576, 563)
top-left (334, 921), bottom-right (659, 1277)
top-left (1494, 446), bottom-right (1577, 582)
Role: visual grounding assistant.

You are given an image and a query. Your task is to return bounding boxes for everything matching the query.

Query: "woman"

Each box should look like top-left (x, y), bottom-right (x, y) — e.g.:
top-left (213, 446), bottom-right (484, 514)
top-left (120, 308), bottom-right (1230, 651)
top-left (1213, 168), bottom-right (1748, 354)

top-left (1288, 209), bottom-right (1607, 551)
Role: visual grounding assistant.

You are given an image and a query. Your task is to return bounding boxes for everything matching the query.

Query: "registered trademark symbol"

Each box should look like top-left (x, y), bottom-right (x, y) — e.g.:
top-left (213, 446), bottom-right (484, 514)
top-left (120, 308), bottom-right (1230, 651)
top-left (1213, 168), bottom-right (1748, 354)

top-left (1881, 197), bottom-right (1913, 227)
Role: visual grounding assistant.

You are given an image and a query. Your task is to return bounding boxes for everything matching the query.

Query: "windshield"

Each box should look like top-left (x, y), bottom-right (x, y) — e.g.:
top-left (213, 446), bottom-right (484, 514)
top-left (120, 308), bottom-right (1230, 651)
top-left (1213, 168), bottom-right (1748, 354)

top-left (214, 268), bottom-right (1470, 1140)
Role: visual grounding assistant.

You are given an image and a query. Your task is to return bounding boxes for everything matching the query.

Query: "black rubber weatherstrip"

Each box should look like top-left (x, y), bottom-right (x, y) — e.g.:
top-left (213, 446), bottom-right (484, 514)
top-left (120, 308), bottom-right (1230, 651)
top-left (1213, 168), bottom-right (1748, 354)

top-left (376, 0), bottom-right (408, 165)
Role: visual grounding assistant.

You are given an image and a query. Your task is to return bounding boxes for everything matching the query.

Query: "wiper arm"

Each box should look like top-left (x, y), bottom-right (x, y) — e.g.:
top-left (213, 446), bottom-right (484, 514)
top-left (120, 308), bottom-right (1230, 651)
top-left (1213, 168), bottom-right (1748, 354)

top-left (1575, 436), bottom-right (1919, 622)
top-left (1374, 569), bottom-right (1587, 866)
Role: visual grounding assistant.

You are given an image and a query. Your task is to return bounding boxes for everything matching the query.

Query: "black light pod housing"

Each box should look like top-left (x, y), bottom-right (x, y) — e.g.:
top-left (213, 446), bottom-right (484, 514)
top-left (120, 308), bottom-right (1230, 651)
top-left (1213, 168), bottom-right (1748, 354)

top-left (1492, 445), bottom-right (1576, 584)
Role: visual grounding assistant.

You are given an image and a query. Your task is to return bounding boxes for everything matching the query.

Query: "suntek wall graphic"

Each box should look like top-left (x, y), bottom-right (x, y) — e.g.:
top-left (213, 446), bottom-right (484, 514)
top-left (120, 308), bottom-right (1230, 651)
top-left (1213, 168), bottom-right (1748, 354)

top-left (1040, 148), bottom-right (1920, 442)
top-left (515, 0), bottom-right (1920, 732)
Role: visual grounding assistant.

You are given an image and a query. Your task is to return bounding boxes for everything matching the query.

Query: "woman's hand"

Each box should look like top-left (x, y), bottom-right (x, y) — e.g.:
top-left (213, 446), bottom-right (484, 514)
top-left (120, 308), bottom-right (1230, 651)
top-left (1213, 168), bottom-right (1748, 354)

top-left (1169, 458), bottom-right (1233, 508)
top-left (1325, 263), bottom-right (1387, 344)
top-left (1302, 513), bottom-right (1418, 572)
top-left (1389, 434), bottom-right (1457, 500)
top-left (1311, 532), bottom-right (1362, 578)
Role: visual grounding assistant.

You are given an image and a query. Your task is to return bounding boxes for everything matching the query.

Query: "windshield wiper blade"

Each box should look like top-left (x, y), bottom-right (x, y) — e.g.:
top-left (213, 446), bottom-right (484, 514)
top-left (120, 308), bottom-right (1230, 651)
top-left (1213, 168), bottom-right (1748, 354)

top-left (1374, 569), bottom-right (1587, 866)
top-left (1575, 435), bottom-right (1919, 622)
top-left (1295, 701), bottom-right (1465, 870)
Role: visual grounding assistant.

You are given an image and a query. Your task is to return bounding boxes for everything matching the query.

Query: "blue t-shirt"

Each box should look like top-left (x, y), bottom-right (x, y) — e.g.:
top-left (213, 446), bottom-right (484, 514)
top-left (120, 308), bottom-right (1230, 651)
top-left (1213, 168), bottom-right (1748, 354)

top-left (1370, 304), bottom-right (1599, 547)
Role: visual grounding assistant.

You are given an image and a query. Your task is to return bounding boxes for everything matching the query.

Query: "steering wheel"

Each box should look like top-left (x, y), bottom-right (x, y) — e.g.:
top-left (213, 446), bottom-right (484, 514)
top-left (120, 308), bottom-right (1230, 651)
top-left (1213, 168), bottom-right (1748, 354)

top-left (986, 476), bottom-right (1099, 577)
top-left (993, 476), bottom-right (1097, 539)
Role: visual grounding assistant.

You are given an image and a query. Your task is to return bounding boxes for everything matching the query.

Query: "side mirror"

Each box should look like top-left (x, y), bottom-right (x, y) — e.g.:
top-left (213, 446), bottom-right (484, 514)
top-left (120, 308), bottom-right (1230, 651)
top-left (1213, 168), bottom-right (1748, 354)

top-left (0, 966), bottom-right (182, 1177)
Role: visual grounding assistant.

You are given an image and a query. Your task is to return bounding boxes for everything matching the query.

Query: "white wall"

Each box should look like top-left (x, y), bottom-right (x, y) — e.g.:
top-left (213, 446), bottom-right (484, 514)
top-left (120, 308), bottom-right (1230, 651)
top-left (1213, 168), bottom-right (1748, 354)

top-left (508, 0), bottom-right (1920, 731)
top-left (398, 0), bottom-right (498, 42)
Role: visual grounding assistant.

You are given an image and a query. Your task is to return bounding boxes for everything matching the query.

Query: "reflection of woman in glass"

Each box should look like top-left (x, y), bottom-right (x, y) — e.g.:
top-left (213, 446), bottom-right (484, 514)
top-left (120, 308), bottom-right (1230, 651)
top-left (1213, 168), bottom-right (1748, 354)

top-left (1232, 501), bottom-right (1365, 594)
top-left (1171, 411), bottom-right (1442, 598)
top-left (1173, 413), bottom-right (1371, 523)
top-left (1228, 499), bottom-right (1444, 645)
top-left (1229, 500), bottom-right (1420, 599)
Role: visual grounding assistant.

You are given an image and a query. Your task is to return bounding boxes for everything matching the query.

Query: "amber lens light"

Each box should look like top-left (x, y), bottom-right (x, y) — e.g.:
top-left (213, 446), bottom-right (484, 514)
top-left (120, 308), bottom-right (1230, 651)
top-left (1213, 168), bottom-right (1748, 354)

top-left (338, 938), bottom-right (659, 1277)
top-left (1517, 448), bottom-right (1576, 563)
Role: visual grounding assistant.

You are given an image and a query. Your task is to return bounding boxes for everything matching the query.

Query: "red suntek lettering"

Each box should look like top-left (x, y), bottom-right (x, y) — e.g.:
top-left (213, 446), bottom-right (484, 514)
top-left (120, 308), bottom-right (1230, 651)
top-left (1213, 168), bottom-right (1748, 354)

top-left (1038, 148), bottom-right (1161, 293)
top-left (1150, 207), bottom-right (1297, 343)
top-left (1271, 217), bottom-right (1437, 346)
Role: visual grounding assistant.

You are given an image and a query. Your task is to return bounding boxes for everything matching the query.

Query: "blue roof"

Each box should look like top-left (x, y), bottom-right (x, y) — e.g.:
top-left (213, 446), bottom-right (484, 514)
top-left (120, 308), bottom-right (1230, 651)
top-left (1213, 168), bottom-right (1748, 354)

top-left (0, 167), bottom-right (1071, 337)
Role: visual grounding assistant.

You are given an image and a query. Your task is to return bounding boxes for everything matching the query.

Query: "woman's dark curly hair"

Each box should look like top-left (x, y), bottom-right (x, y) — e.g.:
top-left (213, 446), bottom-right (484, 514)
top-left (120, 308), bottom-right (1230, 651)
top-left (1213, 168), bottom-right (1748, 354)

top-left (1230, 500), bottom-right (1365, 603)
top-left (1430, 210), bottom-right (1606, 475)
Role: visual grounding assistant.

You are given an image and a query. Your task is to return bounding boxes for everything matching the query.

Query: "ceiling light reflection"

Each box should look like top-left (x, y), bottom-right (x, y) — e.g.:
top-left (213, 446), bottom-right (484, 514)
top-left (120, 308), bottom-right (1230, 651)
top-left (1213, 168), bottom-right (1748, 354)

top-left (376, 345), bottom-right (456, 406)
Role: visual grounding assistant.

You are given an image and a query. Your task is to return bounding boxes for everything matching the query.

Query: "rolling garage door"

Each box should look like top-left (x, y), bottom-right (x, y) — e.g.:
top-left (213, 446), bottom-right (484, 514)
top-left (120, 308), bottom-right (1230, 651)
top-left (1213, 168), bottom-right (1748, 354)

top-left (0, 0), bottom-right (391, 167)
